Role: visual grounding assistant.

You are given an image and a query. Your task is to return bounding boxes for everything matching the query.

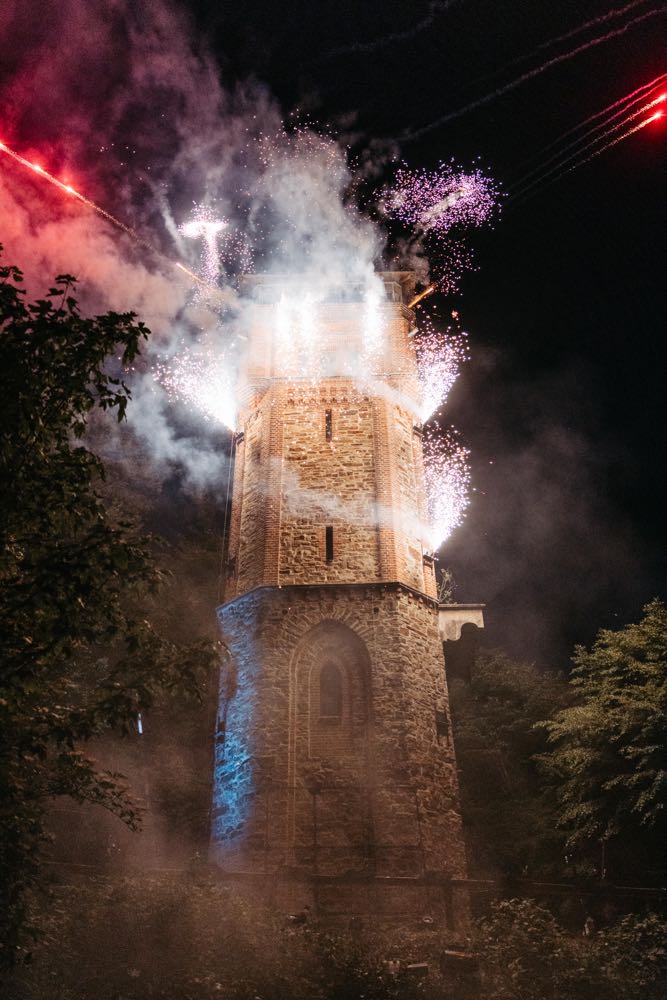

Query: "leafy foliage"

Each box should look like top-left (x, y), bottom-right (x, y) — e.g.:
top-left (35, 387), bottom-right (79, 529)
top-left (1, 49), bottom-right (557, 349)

top-left (5, 875), bottom-right (435, 1000)
top-left (449, 650), bottom-right (570, 876)
top-left (539, 600), bottom-right (667, 874)
top-left (0, 253), bottom-right (217, 965)
top-left (475, 898), bottom-right (667, 1000)
top-left (7, 877), bottom-right (667, 1000)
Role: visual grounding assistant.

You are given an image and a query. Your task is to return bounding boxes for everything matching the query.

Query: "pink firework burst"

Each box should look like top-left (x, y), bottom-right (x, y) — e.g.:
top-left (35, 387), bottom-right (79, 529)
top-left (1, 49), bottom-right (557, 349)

top-left (387, 162), bottom-right (499, 234)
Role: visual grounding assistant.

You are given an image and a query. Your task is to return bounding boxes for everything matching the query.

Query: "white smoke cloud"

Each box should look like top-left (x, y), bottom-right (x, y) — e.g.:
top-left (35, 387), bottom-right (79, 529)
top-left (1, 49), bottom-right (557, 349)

top-left (0, 0), bottom-right (396, 490)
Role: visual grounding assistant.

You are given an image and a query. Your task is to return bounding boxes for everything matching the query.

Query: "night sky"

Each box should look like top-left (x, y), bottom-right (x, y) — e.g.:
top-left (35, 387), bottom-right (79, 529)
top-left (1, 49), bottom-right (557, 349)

top-left (188, 0), bottom-right (666, 665)
top-left (2, 1), bottom-right (666, 667)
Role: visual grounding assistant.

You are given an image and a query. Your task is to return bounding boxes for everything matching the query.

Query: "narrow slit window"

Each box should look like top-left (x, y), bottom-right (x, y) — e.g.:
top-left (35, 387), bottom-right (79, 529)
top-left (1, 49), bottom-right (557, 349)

top-left (325, 408), bottom-right (333, 441)
top-left (325, 525), bottom-right (334, 562)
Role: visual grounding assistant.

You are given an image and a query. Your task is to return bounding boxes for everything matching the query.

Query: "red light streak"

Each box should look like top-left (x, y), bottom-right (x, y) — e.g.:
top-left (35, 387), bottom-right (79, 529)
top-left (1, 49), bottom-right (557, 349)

top-left (0, 135), bottom-right (212, 292)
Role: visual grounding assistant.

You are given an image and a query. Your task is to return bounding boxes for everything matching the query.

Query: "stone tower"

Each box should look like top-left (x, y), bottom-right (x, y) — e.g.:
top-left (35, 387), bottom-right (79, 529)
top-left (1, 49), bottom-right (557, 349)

top-left (211, 272), bottom-right (481, 922)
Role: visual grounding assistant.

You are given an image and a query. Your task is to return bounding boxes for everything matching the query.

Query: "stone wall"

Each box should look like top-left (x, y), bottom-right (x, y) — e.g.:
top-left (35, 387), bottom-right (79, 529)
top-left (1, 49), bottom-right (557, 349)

top-left (224, 379), bottom-right (437, 601)
top-left (211, 583), bottom-right (466, 887)
top-left (222, 287), bottom-right (438, 604)
top-left (280, 387), bottom-right (381, 584)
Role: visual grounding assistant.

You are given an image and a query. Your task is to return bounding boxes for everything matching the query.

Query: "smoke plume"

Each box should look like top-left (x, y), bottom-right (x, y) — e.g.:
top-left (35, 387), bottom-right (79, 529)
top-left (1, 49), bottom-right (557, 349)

top-left (0, 0), bottom-right (390, 489)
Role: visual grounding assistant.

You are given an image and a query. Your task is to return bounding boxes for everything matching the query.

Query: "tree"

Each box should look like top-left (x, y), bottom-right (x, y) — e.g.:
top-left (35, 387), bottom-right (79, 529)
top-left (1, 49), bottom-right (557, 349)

top-left (539, 600), bottom-right (667, 879)
top-left (474, 898), bottom-right (667, 1000)
top-left (0, 251), bottom-right (217, 966)
top-left (449, 650), bottom-right (570, 877)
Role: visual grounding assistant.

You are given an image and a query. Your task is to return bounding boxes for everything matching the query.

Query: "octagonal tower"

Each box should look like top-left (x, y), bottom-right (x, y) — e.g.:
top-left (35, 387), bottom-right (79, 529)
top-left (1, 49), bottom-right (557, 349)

top-left (211, 272), bottom-right (475, 923)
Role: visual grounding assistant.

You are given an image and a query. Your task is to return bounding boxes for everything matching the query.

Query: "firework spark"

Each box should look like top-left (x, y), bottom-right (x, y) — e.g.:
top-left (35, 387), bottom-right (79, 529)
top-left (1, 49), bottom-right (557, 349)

top-left (422, 425), bottom-right (471, 551)
top-left (154, 345), bottom-right (237, 432)
top-left (416, 322), bottom-right (469, 422)
top-left (272, 292), bottom-right (322, 379)
top-left (180, 207), bottom-right (227, 286)
top-left (385, 162), bottom-right (498, 292)
top-left (180, 204), bottom-right (254, 291)
top-left (387, 163), bottom-right (499, 234)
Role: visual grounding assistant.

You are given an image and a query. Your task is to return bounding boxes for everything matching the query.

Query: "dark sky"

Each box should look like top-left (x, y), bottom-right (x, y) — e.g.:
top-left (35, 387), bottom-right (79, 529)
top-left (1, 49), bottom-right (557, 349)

top-left (0, 1), bottom-right (664, 668)
top-left (187, 0), bottom-right (667, 666)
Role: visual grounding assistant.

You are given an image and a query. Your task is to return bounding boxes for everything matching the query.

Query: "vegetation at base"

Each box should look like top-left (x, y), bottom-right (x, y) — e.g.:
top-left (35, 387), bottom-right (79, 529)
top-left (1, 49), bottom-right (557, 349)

top-left (451, 601), bottom-right (667, 884)
top-left (4, 877), bottom-right (667, 1000)
top-left (450, 649), bottom-right (571, 878)
top-left (475, 897), bottom-right (667, 1000)
top-left (539, 598), bottom-right (667, 880)
top-left (0, 253), bottom-right (218, 967)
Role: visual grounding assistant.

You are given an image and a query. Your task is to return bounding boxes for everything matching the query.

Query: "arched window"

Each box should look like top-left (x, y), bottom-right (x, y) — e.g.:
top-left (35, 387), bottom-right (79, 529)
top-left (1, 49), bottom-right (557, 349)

top-left (319, 662), bottom-right (343, 719)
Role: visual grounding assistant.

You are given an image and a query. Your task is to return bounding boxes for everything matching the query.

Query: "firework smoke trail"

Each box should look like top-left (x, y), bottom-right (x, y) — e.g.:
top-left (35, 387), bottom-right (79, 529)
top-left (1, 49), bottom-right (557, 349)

top-left (499, 1), bottom-right (655, 71)
top-left (422, 425), bottom-right (471, 551)
top-left (514, 73), bottom-right (667, 172)
top-left (510, 87), bottom-right (667, 190)
top-left (0, 136), bottom-right (208, 290)
top-left (402, 6), bottom-right (666, 139)
top-left (509, 94), bottom-right (667, 201)
top-left (324, 0), bottom-right (458, 58)
top-left (567, 110), bottom-right (664, 172)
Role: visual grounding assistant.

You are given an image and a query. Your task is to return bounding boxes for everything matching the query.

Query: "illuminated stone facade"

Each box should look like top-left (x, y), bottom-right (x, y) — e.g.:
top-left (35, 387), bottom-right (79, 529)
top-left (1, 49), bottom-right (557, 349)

top-left (211, 273), bottom-right (476, 923)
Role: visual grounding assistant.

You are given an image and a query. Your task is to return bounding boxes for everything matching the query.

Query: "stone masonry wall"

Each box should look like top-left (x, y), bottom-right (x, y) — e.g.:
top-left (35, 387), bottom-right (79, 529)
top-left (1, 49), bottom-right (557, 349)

top-left (211, 583), bottom-right (467, 883)
top-left (224, 380), bottom-right (436, 600)
top-left (280, 385), bottom-right (381, 584)
top-left (223, 291), bottom-right (439, 603)
top-left (214, 279), bottom-right (460, 920)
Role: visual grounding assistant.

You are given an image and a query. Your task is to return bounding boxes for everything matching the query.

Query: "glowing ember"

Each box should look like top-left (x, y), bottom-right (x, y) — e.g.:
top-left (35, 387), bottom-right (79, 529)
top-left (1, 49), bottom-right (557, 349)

top-left (422, 425), bottom-right (471, 551)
